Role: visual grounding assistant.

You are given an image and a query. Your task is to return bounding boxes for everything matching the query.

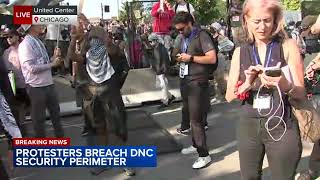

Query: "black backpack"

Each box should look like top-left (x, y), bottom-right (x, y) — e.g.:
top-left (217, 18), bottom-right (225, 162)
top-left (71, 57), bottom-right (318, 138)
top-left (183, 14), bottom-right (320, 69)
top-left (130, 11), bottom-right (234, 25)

top-left (175, 3), bottom-right (191, 13)
top-left (198, 30), bottom-right (219, 73)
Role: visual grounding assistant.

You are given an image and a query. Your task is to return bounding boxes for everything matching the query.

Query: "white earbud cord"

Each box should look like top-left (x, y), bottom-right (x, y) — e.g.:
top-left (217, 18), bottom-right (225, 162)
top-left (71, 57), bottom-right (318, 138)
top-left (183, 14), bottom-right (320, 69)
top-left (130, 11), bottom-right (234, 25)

top-left (256, 84), bottom-right (286, 142)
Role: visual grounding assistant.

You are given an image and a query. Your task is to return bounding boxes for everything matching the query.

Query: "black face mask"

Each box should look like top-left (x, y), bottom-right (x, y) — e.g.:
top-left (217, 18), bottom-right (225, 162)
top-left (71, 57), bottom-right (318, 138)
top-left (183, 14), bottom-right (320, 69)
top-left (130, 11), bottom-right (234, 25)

top-left (183, 26), bottom-right (192, 37)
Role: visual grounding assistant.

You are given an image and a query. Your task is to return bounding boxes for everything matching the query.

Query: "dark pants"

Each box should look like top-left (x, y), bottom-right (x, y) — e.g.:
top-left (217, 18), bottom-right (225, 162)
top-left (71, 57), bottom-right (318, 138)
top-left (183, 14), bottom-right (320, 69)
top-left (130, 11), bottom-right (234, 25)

top-left (180, 81), bottom-right (209, 130)
top-left (0, 157), bottom-right (8, 180)
top-left (180, 79), bottom-right (209, 157)
top-left (310, 139), bottom-right (320, 173)
top-left (237, 116), bottom-right (302, 180)
top-left (83, 83), bottom-right (128, 146)
top-left (12, 88), bottom-right (30, 137)
top-left (27, 85), bottom-right (64, 138)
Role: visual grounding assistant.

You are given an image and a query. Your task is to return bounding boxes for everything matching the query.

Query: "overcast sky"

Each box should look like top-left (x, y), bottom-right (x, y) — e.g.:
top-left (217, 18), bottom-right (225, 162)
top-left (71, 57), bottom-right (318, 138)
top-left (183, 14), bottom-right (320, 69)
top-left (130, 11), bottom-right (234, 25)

top-left (63, 0), bottom-right (126, 19)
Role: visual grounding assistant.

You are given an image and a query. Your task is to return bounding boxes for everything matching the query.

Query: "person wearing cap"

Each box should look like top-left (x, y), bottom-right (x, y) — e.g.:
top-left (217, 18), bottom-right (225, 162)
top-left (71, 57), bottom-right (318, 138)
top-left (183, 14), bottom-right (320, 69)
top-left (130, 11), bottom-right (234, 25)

top-left (2, 28), bottom-right (29, 136)
top-left (300, 14), bottom-right (320, 180)
top-left (300, 15), bottom-right (320, 54)
top-left (18, 24), bottom-right (64, 138)
top-left (311, 15), bottom-right (320, 35)
top-left (148, 33), bottom-right (175, 108)
top-left (174, 0), bottom-right (196, 20)
top-left (209, 22), bottom-right (234, 103)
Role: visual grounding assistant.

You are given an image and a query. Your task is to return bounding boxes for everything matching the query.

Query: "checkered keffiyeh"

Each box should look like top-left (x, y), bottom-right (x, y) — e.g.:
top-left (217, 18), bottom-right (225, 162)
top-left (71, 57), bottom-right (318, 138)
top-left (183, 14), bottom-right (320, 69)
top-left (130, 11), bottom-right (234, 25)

top-left (86, 38), bottom-right (115, 83)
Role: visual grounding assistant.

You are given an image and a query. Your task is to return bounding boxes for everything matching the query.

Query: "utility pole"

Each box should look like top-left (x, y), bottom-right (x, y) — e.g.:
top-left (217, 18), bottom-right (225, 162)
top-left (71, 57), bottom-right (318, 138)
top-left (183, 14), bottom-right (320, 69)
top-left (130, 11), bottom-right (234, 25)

top-left (226, 0), bottom-right (231, 39)
top-left (117, 0), bottom-right (120, 18)
top-left (101, 2), bottom-right (104, 20)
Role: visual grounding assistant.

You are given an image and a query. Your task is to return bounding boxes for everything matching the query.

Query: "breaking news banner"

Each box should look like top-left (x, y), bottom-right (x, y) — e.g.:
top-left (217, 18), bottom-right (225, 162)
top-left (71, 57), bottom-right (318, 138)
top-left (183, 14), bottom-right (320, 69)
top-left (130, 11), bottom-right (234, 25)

top-left (12, 138), bottom-right (157, 167)
top-left (13, 6), bottom-right (77, 25)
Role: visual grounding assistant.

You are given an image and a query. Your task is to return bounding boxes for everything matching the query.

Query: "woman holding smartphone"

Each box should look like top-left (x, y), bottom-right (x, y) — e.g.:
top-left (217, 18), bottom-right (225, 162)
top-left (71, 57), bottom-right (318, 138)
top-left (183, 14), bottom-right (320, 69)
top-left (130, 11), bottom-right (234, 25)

top-left (225, 0), bottom-right (305, 179)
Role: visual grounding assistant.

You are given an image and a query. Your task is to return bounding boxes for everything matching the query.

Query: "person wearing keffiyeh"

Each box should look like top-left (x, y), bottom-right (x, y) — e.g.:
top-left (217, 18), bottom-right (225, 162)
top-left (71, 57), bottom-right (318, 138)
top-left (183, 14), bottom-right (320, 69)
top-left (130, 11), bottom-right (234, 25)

top-left (80, 26), bottom-right (134, 176)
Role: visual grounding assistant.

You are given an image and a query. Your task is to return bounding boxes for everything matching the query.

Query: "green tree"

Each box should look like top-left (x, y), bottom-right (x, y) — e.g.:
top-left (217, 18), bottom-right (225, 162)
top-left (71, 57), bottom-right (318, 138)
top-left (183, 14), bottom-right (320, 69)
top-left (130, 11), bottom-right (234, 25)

top-left (281, 0), bottom-right (301, 11)
top-left (168, 0), bottom-right (227, 25)
top-left (119, 0), bottom-right (144, 24)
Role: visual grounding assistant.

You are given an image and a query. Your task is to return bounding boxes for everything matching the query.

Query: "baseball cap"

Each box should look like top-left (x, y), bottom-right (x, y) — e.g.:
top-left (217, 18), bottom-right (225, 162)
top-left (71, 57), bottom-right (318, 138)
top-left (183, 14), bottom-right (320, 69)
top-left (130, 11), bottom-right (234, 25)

top-left (210, 22), bottom-right (222, 32)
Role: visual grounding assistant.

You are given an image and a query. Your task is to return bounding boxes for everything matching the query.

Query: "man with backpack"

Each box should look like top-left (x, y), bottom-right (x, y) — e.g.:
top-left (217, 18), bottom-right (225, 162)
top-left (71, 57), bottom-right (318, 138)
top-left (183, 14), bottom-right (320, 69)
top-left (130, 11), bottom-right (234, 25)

top-left (173, 12), bottom-right (217, 169)
top-left (174, 0), bottom-right (195, 19)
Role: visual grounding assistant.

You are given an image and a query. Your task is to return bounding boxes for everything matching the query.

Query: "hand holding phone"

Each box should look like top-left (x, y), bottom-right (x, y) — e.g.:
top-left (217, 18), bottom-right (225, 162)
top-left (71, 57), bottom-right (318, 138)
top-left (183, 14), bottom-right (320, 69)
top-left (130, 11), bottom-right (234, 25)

top-left (265, 69), bottom-right (282, 77)
top-left (264, 62), bottom-right (282, 77)
top-left (176, 54), bottom-right (181, 61)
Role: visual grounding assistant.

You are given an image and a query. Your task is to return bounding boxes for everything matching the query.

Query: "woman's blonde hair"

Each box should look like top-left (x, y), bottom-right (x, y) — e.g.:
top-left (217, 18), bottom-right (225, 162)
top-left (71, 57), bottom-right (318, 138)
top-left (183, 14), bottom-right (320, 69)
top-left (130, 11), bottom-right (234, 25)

top-left (241, 0), bottom-right (288, 43)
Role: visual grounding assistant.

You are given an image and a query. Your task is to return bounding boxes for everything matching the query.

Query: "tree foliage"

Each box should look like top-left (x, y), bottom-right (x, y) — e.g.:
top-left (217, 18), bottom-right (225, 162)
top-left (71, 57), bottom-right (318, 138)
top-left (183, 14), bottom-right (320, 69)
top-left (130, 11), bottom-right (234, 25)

top-left (281, 0), bottom-right (301, 11)
top-left (119, 0), bottom-right (144, 24)
top-left (168, 0), bottom-right (227, 25)
top-left (120, 0), bottom-right (229, 26)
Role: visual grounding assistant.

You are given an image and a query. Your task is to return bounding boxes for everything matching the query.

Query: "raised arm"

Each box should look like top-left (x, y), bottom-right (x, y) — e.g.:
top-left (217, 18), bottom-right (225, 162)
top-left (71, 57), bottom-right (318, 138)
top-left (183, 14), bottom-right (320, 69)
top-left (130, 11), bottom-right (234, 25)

top-left (151, 3), bottom-right (160, 17)
top-left (225, 47), bottom-right (240, 102)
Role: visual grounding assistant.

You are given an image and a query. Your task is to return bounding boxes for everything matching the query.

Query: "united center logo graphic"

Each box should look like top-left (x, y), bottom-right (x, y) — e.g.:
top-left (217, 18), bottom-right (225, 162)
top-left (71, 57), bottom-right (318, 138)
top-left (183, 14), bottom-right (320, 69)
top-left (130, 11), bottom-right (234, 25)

top-left (13, 6), bottom-right (78, 25)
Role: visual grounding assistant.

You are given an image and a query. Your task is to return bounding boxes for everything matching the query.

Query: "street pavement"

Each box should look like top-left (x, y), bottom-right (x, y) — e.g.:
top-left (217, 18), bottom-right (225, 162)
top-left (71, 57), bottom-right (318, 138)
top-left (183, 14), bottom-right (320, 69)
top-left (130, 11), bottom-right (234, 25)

top-left (1, 102), bottom-right (315, 180)
top-left (1, 53), bottom-right (319, 180)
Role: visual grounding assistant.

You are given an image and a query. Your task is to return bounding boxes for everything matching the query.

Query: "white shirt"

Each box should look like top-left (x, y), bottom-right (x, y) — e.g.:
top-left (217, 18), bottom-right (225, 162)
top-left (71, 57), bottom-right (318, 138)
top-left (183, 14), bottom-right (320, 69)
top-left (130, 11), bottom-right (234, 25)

top-left (175, 3), bottom-right (195, 15)
top-left (19, 35), bottom-right (53, 87)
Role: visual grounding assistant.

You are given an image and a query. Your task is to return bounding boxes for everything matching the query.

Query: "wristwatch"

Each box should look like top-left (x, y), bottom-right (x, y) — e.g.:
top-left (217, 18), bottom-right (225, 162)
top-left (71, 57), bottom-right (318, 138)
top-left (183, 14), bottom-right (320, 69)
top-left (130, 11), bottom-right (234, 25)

top-left (190, 56), bottom-right (194, 62)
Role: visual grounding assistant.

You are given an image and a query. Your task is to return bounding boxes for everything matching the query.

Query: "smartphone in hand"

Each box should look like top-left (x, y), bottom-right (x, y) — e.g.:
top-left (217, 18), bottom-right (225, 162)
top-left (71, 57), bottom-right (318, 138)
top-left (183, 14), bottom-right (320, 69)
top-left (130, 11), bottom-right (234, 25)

top-left (265, 69), bottom-right (281, 77)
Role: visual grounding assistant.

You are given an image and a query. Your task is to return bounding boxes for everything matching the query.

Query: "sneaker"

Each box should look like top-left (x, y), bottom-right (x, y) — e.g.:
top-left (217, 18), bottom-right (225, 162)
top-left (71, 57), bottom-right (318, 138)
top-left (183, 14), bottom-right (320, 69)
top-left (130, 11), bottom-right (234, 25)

top-left (192, 156), bottom-right (212, 169)
top-left (90, 167), bottom-right (109, 176)
top-left (158, 95), bottom-right (176, 109)
top-left (204, 125), bottom-right (209, 131)
top-left (123, 168), bottom-right (136, 176)
top-left (298, 170), bottom-right (319, 180)
top-left (176, 127), bottom-right (191, 136)
top-left (181, 146), bottom-right (197, 155)
top-left (167, 95), bottom-right (176, 105)
top-left (81, 128), bottom-right (89, 136)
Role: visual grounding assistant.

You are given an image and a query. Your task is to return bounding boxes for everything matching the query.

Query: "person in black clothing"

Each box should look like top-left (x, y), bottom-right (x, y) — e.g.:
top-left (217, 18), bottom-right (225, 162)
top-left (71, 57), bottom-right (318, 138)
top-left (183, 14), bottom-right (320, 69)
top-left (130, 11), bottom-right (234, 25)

top-left (173, 12), bottom-right (217, 169)
top-left (226, 0), bottom-right (305, 179)
top-left (0, 41), bottom-right (22, 180)
top-left (79, 27), bottom-right (135, 176)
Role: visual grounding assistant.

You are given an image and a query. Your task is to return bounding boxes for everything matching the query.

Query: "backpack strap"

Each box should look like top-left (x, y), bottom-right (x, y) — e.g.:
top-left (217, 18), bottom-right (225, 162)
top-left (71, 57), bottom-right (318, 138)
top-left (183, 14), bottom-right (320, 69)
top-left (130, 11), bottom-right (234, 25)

top-left (174, 4), bottom-right (178, 12)
top-left (187, 3), bottom-right (190, 13)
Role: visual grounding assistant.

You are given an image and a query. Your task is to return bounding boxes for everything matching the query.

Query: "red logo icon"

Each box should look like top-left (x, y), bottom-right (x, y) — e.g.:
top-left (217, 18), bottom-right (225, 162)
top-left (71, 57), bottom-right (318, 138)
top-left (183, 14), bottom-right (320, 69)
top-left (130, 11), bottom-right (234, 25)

top-left (13, 6), bottom-right (32, 24)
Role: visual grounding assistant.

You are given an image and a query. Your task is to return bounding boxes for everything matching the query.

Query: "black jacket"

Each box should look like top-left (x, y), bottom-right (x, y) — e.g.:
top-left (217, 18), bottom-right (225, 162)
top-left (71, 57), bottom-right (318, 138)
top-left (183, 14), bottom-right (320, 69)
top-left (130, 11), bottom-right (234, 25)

top-left (0, 51), bottom-right (14, 102)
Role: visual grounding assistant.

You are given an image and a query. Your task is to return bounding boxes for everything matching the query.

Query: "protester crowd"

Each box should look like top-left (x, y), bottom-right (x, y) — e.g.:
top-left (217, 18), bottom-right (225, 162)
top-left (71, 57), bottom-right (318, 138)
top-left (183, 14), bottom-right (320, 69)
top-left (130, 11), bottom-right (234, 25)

top-left (0, 0), bottom-right (319, 179)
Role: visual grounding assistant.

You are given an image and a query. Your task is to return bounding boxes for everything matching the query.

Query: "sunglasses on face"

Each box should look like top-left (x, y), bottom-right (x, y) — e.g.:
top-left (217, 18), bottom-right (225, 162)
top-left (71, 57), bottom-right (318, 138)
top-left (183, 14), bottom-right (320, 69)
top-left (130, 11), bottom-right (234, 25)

top-left (176, 26), bottom-right (186, 33)
top-left (6, 36), bottom-right (14, 39)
